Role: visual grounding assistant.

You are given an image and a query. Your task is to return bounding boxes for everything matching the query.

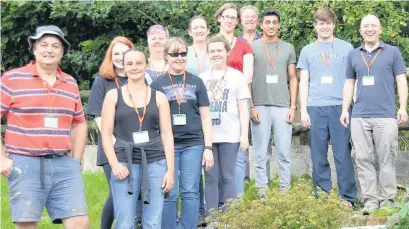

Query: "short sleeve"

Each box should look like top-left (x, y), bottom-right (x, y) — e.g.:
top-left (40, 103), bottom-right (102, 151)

top-left (1, 73), bottom-right (13, 116)
top-left (345, 50), bottom-right (356, 79)
top-left (296, 47), bottom-right (309, 71)
top-left (86, 76), bottom-right (106, 117)
top-left (73, 87), bottom-right (86, 124)
top-left (288, 45), bottom-right (297, 65)
top-left (236, 72), bottom-right (251, 100)
top-left (392, 47), bottom-right (406, 77)
top-left (242, 41), bottom-right (253, 55)
top-left (196, 77), bottom-right (210, 107)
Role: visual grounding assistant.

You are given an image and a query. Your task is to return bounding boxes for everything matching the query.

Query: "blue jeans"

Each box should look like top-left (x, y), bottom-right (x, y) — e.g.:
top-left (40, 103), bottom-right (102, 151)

top-left (308, 105), bottom-right (357, 202)
top-left (162, 144), bottom-right (204, 229)
top-left (111, 159), bottom-right (167, 229)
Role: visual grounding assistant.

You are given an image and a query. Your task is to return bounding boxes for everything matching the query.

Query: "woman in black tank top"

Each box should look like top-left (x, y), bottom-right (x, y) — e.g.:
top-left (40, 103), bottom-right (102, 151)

top-left (101, 48), bottom-right (175, 229)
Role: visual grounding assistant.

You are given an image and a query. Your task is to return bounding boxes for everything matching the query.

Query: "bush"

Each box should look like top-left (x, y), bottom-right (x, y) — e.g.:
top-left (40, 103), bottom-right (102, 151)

top-left (208, 176), bottom-right (353, 229)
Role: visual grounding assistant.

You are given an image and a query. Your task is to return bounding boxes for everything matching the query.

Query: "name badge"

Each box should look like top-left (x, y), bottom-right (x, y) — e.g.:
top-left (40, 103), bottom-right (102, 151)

top-left (132, 131), bottom-right (149, 144)
top-left (266, 74), bottom-right (278, 84)
top-left (362, 76), bottom-right (375, 86)
top-left (321, 75), bottom-right (333, 84)
top-left (210, 111), bottom-right (221, 121)
top-left (173, 114), bottom-right (187, 126)
top-left (44, 115), bottom-right (59, 128)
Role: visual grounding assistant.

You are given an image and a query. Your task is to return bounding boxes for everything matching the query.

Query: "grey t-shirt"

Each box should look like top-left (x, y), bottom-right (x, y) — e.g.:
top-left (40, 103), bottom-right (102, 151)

top-left (297, 39), bottom-right (353, 106)
top-left (251, 39), bottom-right (296, 107)
top-left (346, 42), bottom-right (406, 118)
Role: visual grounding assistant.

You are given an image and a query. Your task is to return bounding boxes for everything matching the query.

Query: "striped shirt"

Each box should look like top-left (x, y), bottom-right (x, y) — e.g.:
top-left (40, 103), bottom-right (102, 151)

top-left (1, 61), bottom-right (86, 156)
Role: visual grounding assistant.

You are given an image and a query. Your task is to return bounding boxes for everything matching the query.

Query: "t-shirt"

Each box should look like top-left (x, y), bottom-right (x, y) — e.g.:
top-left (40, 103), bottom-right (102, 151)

top-left (237, 32), bottom-right (262, 42)
top-left (186, 46), bottom-right (212, 77)
top-left (145, 69), bottom-right (166, 84)
top-left (200, 67), bottom-right (250, 143)
top-left (346, 42), bottom-right (406, 118)
top-left (86, 75), bottom-right (127, 166)
top-left (150, 71), bottom-right (210, 147)
top-left (297, 38), bottom-right (353, 106)
top-left (251, 39), bottom-right (297, 107)
top-left (227, 38), bottom-right (253, 73)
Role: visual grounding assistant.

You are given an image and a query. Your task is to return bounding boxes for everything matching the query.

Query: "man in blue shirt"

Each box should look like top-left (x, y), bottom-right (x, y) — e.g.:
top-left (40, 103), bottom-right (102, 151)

top-left (341, 14), bottom-right (408, 215)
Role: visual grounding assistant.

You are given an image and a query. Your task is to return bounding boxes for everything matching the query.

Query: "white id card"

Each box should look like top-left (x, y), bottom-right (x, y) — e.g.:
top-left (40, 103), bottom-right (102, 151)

top-left (44, 115), bottom-right (58, 128)
top-left (362, 76), bottom-right (375, 86)
top-left (210, 112), bottom-right (221, 120)
top-left (266, 74), bottom-right (278, 84)
top-left (132, 131), bottom-right (150, 144)
top-left (321, 75), bottom-right (333, 84)
top-left (173, 114), bottom-right (187, 126)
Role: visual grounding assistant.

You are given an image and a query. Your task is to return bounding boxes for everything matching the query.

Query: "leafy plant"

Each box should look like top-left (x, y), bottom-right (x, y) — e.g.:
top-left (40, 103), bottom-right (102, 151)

top-left (387, 186), bottom-right (409, 228)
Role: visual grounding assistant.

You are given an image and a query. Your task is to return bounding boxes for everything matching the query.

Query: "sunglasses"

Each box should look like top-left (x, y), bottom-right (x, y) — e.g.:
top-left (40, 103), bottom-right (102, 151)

top-left (168, 52), bottom-right (187, 58)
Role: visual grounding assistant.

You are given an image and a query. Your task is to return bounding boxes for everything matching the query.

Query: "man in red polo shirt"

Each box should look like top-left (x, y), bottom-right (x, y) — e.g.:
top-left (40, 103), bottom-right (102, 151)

top-left (0, 25), bottom-right (89, 228)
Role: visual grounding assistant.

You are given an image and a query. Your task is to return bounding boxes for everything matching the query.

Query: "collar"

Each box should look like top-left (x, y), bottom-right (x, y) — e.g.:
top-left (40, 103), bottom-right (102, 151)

top-left (238, 32), bottom-right (262, 41)
top-left (359, 41), bottom-right (385, 52)
top-left (29, 61), bottom-right (67, 82)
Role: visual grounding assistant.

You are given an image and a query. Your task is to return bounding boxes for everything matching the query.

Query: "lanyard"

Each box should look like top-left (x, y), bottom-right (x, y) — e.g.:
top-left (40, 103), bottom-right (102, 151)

top-left (168, 71), bottom-right (186, 114)
top-left (126, 84), bottom-right (149, 132)
top-left (114, 77), bottom-right (127, 88)
top-left (149, 59), bottom-right (167, 79)
top-left (210, 68), bottom-right (227, 101)
top-left (41, 77), bottom-right (60, 108)
top-left (192, 46), bottom-right (207, 74)
top-left (317, 41), bottom-right (333, 71)
top-left (261, 39), bottom-right (279, 72)
top-left (360, 48), bottom-right (382, 76)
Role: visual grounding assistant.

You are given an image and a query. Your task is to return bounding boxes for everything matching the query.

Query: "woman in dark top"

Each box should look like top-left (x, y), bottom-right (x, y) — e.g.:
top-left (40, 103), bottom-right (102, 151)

top-left (86, 36), bottom-right (134, 229)
top-left (145, 24), bottom-right (169, 84)
top-left (150, 37), bottom-right (214, 229)
top-left (101, 48), bottom-right (174, 229)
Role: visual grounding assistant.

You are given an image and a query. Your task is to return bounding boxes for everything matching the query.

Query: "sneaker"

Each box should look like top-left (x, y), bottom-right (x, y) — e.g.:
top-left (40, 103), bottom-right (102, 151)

top-left (134, 216), bottom-right (143, 229)
top-left (197, 211), bottom-right (207, 227)
top-left (380, 199), bottom-right (395, 209)
top-left (361, 203), bottom-right (378, 215)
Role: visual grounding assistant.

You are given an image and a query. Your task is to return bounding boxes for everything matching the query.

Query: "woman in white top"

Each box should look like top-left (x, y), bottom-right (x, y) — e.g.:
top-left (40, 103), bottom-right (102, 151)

top-left (199, 35), bottom-right (250, 216)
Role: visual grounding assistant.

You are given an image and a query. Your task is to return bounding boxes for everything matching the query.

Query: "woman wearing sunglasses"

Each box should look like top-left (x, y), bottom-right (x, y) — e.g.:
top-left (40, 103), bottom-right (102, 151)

top-left (200, 35), bottom-right (250, 217)
top-left (150, 37), bottom-right (214, 229)
top-left (101, 48), bottom-right (174, 229)
top-left (146, 24), bottom-right (169, 84)
top-left (215, 3), bottom-right (254, 198)
top-left (186, 15), bottom-right (212, 227)
top-left (86, 36), bottom-right (134, 229)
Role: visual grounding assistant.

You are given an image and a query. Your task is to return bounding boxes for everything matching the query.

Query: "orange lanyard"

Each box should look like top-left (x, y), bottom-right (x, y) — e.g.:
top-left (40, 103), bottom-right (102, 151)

top-left (360, 48), bottom-right (382, 76)
top-left (261, 39), bottom-right (279, 71)
top-left (210, 68), bottom-right (227, 101)
top-left (149, 59), bottom-right (167, 79)
top-left (318, 42), bottom-right (333, 71)
top-left (192, 46), bottom-right (207, 74)
top-left (168, 71), bottom-right (186, 113)
top-left (126, 84), bottom-right (149, 132)
top-left (114, 77), bottom-right (127, 88)
top-left (41, 78), bottom-right (60, 107)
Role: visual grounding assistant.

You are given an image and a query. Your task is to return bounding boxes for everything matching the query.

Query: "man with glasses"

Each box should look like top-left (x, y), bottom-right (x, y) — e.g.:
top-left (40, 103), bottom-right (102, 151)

top-left (297, 7), bottom-right (357, 207)
top-left (250, 9), bottom-right (298, 197)
top-left (341, 14), bottom-right (408, 215)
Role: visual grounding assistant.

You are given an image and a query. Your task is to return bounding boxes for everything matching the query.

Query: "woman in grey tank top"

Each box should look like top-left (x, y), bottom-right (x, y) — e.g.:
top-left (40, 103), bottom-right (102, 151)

top-left (101, 48), bottom-right (175, 229)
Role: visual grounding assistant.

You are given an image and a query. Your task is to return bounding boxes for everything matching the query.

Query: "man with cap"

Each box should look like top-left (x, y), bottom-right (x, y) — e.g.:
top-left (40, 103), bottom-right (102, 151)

top-left (0, 25), bottom-right (89, 228)
top-left (341, 14), bottom-right (408, 215)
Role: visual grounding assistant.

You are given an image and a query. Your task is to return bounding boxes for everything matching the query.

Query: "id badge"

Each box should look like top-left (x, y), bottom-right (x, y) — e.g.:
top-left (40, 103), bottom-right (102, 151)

top-left (173, 114), bottom-right (187, 126)
top-left (44, 115), bottom-right (59, 128)
top-left (266, 74), bottom-right (278, 84)
top-left (362, 76), bottom-right (375, 86)
top-left (321, 75), bottom-right (333, 84)
top-left (132, 131), bottom-right (149, 144)
top-left (210, 111), bottom-right (221, 121)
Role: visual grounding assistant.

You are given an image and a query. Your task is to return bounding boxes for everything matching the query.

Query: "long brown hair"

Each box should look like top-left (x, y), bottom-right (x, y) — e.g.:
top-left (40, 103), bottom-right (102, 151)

top-left (99, 36), bottom-right (134, 80)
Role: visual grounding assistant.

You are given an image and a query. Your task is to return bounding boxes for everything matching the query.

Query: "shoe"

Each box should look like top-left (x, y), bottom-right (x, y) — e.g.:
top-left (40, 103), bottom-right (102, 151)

top-left (361, 203), bottom-right (378, 215)
top-left (134, 216), bottom-right (143, 229)
top-left (197, 211), bottom-right (207, 227)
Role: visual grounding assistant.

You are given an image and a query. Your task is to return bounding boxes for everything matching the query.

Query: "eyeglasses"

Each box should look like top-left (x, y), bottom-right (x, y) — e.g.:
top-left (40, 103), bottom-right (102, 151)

top-left (220, 15), bottom-right (238, 21)
top-left (168, 52), bottom-right (187, 58)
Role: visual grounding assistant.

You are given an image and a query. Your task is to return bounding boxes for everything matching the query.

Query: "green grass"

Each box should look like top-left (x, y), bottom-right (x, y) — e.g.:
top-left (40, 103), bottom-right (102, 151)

top-left (1, 173), bottom-right (108, 229)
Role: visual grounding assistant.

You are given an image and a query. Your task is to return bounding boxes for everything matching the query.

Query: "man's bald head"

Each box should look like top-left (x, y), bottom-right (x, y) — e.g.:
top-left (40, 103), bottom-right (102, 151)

top-left (359, 14), bottom-right (383, 46)
top-left (360, 15), bottom-right (381, 28)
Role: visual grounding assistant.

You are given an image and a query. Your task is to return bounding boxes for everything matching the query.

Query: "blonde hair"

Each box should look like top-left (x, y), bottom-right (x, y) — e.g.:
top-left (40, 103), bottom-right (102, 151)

top-left (240, 5), bottom-right (259, 19)
top-left (163, 37), bottom-right (188, 57)
top-left (215, 3), bottom-right (240, 24)
top-left (207, 35), bottom-right (231, 53)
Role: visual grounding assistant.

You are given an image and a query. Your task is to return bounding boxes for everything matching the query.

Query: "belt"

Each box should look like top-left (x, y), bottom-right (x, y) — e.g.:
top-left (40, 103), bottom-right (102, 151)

top-left (39, 153), bottom-right (67, 189)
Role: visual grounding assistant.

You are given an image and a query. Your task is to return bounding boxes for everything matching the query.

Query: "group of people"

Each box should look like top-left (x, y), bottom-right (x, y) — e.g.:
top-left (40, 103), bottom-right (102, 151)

top-left (0, 2), bottom-right (408, 229)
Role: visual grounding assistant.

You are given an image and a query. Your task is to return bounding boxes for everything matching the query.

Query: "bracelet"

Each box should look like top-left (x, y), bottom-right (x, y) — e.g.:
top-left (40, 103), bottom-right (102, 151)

top-left (204, 146), bottom-right (213, 151)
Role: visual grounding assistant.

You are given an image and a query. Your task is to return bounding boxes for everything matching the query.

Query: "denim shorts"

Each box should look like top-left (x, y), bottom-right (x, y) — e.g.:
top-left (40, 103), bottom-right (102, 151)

top-left (7, 154), bottom-right (88, 223)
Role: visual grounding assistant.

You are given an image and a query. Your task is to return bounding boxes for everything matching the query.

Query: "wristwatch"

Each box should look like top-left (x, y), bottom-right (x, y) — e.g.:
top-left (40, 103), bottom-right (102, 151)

top-left (204, 146), bottom-right (213, 151)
